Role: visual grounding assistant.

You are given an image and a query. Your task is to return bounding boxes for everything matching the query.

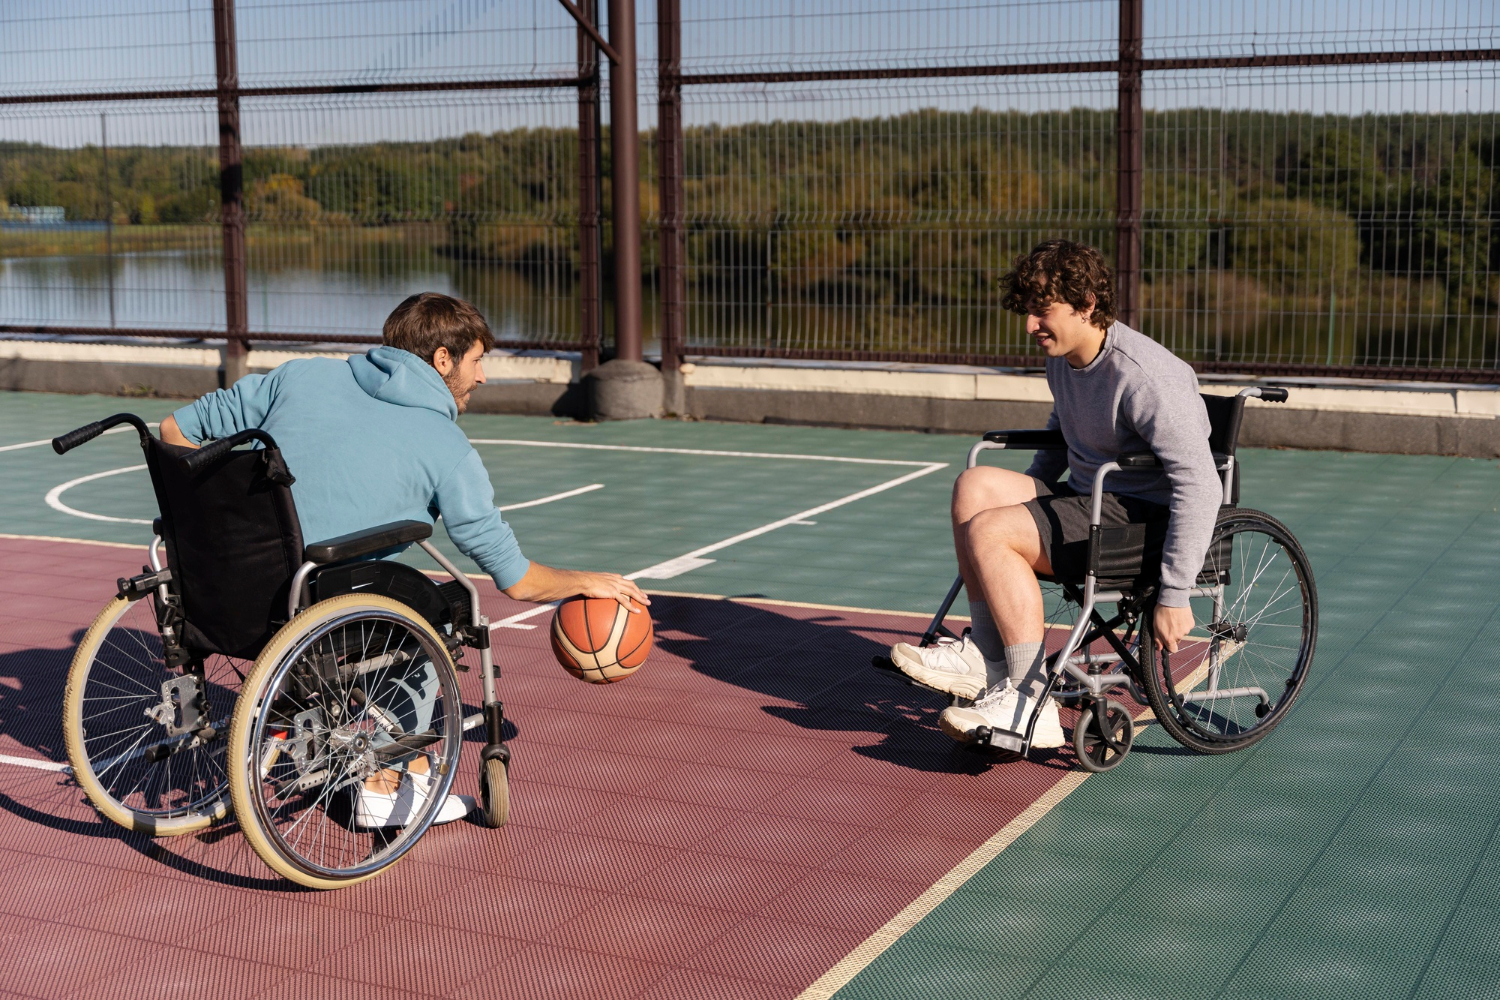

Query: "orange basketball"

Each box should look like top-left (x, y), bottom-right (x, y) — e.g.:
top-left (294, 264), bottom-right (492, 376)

top-left (549, 596), bottom-right (653, 684)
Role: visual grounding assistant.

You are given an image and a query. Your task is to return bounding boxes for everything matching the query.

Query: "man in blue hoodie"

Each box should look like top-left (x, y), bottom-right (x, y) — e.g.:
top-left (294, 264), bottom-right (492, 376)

top-left (161, 292), bottom-right (649, 825)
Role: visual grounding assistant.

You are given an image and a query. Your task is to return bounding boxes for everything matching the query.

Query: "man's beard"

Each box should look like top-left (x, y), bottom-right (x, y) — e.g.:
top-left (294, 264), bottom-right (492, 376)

top-left (444, 369), bottom-right (474, 413)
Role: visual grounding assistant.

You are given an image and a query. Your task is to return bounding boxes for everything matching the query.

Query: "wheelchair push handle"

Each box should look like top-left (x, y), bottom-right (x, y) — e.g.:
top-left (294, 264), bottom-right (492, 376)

top-left (180, 428), bottom-right (282, 475)
top-left (52, 413), bottom-right (151, 455)
top-left (1238, 386), bottom-right (1289, 403)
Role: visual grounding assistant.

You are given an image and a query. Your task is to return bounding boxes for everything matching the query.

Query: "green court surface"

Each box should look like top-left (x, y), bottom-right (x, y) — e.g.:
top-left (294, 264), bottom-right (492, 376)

top-left (5, 390), bottom-right (1500, 999)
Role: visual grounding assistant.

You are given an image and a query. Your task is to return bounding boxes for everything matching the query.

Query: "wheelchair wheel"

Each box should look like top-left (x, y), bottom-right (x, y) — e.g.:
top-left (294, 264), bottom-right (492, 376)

top-left (1074, 699), bottom-right (1134, 772)
top-left (480, 756), bottom-right (510, 828)
top-left (1141, 508), bottom-right (1317, 754)
top-left (63, 596), bottom-right (236, 835)
top-left (228, 594), bottom-right (463, 889)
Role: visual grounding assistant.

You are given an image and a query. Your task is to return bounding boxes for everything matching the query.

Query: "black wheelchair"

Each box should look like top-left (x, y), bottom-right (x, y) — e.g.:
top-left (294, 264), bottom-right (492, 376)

top-left (55, 414), bottom-right (511, 889)
top-left (879, 386), bottom-right (1318, 772)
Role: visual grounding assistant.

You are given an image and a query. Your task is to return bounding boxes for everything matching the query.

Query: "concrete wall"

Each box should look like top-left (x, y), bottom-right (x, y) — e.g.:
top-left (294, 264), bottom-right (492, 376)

top-left (4, 337), bottom-right (1499, 458)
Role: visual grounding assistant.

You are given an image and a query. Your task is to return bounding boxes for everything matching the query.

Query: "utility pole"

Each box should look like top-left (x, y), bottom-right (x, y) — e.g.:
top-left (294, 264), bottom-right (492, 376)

top-left (213, 0), bottom-right (249, 385)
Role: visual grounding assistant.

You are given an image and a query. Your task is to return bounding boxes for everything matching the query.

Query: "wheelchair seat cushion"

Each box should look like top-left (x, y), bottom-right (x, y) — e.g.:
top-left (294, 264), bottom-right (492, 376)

top-left (1023, 477), bottom-right (1170, 588)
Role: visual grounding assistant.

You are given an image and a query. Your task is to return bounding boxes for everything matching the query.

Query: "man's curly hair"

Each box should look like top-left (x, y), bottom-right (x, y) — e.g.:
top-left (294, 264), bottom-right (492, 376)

top-left (999, 239), bottom-right (1116, 331)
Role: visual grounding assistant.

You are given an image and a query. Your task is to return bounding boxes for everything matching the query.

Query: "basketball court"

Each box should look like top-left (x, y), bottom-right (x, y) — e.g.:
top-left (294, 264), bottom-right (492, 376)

top-left (2, 390), bottom-right (1499, 999)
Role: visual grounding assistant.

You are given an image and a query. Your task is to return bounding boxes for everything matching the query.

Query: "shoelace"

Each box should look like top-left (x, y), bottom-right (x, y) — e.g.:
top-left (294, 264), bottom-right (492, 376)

top-left (973, 680), bottom-right (1018, 710)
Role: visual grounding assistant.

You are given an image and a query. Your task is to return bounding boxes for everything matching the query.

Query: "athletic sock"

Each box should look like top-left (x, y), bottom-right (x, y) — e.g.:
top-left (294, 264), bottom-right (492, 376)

top-left (966, 601), bottom-right (1008, 689)
top-left (1004, 641), bottom-right (1048, 701)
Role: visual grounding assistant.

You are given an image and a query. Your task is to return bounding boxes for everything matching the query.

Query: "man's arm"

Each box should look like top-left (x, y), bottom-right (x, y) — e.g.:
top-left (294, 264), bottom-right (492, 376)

top-left (159, 415), bottom-right (197, 449)
top-left (435, 450), bottom-right (649, 610)
top-left (169, 369), bottom-right (282, 446)
top-left (1124, 378), bottom-right (1221, 649)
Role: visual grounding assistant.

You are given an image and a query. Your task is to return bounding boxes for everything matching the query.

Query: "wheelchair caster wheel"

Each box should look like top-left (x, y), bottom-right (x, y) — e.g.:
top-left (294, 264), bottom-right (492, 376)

top-left (479, 751), bottom-right (510, 828)
top-left (1074, 700), bottom-right (1133, 773)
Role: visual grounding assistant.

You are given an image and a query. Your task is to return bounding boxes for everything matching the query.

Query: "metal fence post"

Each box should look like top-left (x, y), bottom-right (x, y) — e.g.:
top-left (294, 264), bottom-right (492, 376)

top-left (1116, 0), bottom-right (1143, 330)
top-left (213, 0), bottom-right (249, 386)
top-left (577, 0), bottom-right (603, 373)
top-left (656, 0), bottom-right (684, 376)
top-left (607, 0), bottom-right (641, 363)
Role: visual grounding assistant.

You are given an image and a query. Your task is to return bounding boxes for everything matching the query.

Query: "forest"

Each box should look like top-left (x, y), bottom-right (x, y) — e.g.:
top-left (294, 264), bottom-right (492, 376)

top-left (1, 107), bottom-right (1495, 364)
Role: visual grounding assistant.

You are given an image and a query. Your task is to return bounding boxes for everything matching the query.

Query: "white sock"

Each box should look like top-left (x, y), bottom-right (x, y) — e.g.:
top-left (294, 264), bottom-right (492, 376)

top-left (1004, 641), bottom-right (1048, 700)
top-left (967, 601), bottom-right (1008, 689)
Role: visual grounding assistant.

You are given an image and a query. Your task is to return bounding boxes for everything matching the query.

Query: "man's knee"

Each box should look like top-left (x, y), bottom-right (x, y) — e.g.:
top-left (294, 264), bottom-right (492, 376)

top-left (963, 505), bottom-right (1044, 566)
top-left (951, 466), bottom-right (1038, 523)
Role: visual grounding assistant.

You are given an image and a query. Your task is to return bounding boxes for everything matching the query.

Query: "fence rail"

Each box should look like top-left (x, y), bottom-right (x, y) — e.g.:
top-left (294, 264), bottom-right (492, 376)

top-left (1, 1), bottom-right (1496, 382)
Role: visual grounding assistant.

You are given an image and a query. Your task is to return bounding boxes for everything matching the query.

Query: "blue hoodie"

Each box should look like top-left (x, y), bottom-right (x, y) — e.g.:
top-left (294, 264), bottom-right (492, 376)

top-left (171, 346), bottom-right (529, 589)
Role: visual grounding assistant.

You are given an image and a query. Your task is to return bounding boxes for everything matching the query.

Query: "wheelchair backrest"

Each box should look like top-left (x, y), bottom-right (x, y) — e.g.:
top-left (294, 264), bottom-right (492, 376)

top-left (1200, 392), bottom-right (1246, 505)
top-left (144, 437), bottom-right (304, 660)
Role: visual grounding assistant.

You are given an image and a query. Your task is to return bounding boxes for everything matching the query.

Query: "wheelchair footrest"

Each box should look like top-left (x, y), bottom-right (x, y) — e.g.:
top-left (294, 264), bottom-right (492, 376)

top-left (973, 725), bottom-right (1027, 754)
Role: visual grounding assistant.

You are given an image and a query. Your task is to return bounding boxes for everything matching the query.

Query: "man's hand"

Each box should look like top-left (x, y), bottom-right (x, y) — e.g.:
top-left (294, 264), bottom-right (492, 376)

top-left (503, 562), bottom-right (651, 612)
top-left (1152, 603), bottom-right (1194, 653)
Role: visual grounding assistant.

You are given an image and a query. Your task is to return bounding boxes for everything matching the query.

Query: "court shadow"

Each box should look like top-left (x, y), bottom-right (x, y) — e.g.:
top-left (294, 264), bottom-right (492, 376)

top-left (649, 596), bottom-right (1020, 775)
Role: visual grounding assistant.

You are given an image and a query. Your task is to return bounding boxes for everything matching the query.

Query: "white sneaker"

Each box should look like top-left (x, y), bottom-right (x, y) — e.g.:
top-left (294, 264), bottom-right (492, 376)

top-left (889, 636), bottom-right (990, 699)
top-left (938, 682), bottom-right (1066, 749)
top-left (355, 768), bottom-right (476, 828)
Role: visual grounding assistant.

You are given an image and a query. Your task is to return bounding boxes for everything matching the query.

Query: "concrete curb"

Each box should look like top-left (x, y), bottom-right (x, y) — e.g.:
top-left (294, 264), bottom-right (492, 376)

top-left (4, 338), bottom-right (1498, 459)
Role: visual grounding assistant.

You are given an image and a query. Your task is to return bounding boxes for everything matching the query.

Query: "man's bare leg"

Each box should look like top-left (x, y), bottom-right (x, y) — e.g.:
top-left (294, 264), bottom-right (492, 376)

top-left (950, 466), bottom-right (1041, 592)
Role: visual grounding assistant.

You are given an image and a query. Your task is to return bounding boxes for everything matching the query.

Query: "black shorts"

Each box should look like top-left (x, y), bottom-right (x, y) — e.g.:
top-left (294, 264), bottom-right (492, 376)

top-left (1022, 478), bottom-right (1170, 582)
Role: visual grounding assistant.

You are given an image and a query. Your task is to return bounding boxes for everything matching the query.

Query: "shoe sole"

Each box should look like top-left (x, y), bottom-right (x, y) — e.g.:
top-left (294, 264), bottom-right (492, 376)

top-left (938, 708), bottom-right (1068, 749)
top-left (890, 646), bottom-right (987, 700)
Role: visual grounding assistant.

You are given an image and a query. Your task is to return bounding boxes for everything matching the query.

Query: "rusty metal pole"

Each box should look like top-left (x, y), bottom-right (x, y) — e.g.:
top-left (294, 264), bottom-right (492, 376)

top-left (1116, 0), bottom-right (1143, 330)
top-left (606, 0), bottom-right (641, 362)
top-left (656, 0), bottom-right (684, 379)
top-left (213, 0), bottom-right (249, 385)
top-left (577, 0), bottom-right (603, 373)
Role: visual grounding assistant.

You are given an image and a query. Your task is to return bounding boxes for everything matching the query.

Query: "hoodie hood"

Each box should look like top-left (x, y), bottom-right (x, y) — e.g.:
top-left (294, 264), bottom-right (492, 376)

top-left (346, 346), bottom-right (458, 421)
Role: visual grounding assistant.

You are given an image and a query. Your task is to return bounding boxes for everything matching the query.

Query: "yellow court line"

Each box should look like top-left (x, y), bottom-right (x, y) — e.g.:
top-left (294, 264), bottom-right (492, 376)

top-left (796, 771), bottom-right (1092, 1000)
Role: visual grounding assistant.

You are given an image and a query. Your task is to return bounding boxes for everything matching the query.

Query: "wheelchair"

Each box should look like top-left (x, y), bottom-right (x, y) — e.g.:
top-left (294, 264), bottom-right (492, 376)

top-left (878, 386), bottom-right (1318, 772)
top-left (54, 414), bottom-right (511, 889)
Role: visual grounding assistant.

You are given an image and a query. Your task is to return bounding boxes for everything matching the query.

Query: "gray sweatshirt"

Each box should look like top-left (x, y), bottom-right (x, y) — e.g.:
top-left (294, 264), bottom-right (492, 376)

top-left (1025, 322), bottom-right (1220, 607)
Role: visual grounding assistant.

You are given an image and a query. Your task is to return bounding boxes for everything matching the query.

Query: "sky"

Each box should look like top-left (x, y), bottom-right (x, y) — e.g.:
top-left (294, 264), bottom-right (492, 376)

top-left (0, 0), bottom-right (1494, 149)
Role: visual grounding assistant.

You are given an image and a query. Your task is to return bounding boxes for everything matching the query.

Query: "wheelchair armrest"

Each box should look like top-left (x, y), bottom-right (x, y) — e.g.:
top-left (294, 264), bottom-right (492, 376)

top-left (1117, 452), bottom-right (1161, 469)
top-left (982, 429), bottom-right (1067, 449)
top-left (304, 519), bottom-right (433, 564)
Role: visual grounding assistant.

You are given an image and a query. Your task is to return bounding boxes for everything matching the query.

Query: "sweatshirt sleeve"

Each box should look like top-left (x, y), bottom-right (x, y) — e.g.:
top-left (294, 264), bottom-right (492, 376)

top-left (1123, 378), bottom-right (1221, 607)
top-left (171, 370), bottom-right (282, 444)
top-left (1023, 408), bottom-right (1070, 484)
top-left (433, 449), bottom-right (530, 591)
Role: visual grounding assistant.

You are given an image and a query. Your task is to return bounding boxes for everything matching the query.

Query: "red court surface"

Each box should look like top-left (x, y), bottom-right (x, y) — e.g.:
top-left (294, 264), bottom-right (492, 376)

top-left (0, 535), bottom-right (1084, 1000)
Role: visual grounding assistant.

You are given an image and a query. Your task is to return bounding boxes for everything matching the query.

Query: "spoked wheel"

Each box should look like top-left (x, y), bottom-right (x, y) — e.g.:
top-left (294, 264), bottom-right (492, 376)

top-left (228, 595), bottom-right (462, 889)
top-left (1074, 699), bottom-right (1134, 772)
top-left (479, 755), bottom-right (510, 828)
top-left (63, 596), bottom-right (238, 835)
top-left (1142, 508), bottom-right (1317, 754)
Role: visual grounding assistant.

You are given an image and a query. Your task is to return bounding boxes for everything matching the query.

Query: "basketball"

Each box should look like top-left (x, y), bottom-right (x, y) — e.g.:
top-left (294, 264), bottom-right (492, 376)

top-left (549, 596), bottom-right (654, 684)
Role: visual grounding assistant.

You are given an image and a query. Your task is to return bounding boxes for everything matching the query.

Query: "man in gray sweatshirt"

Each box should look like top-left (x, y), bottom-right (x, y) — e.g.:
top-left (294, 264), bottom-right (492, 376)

top-left (891, 240), bottom-right (1221, 748)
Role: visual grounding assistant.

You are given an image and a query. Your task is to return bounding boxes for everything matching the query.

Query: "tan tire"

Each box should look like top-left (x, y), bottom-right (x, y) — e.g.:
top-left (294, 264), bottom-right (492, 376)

top-left (63, 597), bottom-right (232, 836)
top-left (480, 756), bottom-right (510, 828)
top-left (228, 594), bottom-right (462, 890)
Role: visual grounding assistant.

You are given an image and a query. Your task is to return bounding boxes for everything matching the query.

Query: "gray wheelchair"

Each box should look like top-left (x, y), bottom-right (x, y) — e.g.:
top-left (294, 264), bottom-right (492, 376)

top-left (879, 387), bottom-right (1318, 772)
top-left (54, 414), bottom-right (511, 888)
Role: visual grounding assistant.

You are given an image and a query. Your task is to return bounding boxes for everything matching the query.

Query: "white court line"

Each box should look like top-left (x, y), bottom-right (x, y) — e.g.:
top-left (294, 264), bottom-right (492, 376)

top-left (469, 438), bottom-right (935, 467)
top-left (45, 465), bottom-right (152, 525)
top-left (627, 463), bottom-right (947, 580)
top-left (499, 483), bottom-right (603, 511)
top-left (0, 754), bottom-right (70, 774)
top-left (1, 422), bottom-right (156, 454)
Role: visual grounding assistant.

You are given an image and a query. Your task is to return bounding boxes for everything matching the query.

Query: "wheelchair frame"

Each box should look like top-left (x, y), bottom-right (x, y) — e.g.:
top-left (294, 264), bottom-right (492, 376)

top-left (906, 386), bottom-right (1302, 766)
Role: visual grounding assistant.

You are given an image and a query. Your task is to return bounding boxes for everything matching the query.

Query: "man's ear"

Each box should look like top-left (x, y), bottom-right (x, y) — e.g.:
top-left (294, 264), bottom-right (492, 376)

top-left (432, 346), bottom-right (454, 375)
top-left (1078, 294), bottom-right (1096, 322)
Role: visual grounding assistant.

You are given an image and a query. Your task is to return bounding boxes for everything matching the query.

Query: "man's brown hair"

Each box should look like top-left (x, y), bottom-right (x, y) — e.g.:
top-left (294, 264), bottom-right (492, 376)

top-left (382, 292), bottom-right (495, 362)
top-left (998, 239), bottom-right (1116, 331)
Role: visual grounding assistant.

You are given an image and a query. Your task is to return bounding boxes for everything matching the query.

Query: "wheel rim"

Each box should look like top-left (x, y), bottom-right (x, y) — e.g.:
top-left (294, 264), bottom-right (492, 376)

top-left (1077, 703), bottom-right (1131, 770)
top-left (76, 598), bottom-right (236, 820)
top-left (244, 609), bottom-right (461, 880)
top-left (1160, 517), bottom-right (1314, 742)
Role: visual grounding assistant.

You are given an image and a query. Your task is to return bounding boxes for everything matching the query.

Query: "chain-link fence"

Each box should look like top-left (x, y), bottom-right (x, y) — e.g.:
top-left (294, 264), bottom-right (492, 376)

top-left (2, 2), bottom-right (1497, 381)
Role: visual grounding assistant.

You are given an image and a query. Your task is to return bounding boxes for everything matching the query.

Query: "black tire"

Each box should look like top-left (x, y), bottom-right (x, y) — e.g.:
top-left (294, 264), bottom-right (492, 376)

top-left (1074, 700), bottom-right (1134, 772)
top-left (1141, 508), bottom-right (1317, 754)
top-left (480, 756), bottom-right (510, 828)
